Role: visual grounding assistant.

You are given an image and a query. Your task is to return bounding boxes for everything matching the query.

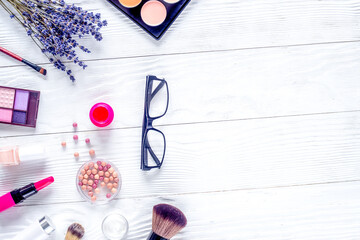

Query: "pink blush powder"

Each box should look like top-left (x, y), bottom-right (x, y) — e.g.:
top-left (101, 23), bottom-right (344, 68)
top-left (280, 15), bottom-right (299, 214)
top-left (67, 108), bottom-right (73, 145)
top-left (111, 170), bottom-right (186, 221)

top-left (141, 0), bottom-right (167, 27)
top-left (0, 87), bottom-right (15, 109)
top-left (0, 109), bottom-right (13, 123)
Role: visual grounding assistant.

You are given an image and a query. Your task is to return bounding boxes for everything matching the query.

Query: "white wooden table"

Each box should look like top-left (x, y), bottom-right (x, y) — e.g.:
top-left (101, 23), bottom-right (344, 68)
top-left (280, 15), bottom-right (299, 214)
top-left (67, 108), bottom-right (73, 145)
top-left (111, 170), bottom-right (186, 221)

top-left (1, 0), bottom-right (360, 239)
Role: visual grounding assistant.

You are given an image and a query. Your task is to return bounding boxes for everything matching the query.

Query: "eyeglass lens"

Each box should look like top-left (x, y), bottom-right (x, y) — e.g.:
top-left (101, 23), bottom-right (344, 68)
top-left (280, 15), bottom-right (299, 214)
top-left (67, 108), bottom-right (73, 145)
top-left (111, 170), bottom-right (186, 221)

top-left (144, 129), bottom-right (165, 168)
top-left (148, 79), bottom-right (168, 118)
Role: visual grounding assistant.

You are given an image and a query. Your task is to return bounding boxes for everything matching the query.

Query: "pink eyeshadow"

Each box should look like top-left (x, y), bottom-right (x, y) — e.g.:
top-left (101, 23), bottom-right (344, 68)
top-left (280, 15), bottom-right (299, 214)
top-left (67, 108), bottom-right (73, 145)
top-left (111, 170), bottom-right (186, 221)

top-left (0, 87), bottom-right (15, 109)
top-left (0, 109), bottom-right (13, 123)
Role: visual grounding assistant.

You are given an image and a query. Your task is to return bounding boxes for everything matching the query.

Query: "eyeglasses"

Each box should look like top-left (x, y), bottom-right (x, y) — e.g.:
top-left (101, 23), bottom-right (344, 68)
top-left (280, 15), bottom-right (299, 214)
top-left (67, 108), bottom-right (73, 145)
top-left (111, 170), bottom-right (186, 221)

top-left (141, 75), bottom-right (169, 171)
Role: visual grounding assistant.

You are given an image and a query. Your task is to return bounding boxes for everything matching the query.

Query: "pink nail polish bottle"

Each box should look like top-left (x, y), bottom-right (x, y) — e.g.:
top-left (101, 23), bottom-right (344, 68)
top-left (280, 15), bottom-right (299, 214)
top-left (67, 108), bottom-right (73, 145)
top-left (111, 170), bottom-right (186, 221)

top-left (89, 103), bottom-right (114, 127)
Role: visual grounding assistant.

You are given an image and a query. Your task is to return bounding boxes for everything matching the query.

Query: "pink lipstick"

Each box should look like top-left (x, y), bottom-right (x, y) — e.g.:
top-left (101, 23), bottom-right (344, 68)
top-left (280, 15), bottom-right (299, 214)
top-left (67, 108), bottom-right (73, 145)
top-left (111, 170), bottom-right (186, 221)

top-left (0, 176), bottom-right (54, 213)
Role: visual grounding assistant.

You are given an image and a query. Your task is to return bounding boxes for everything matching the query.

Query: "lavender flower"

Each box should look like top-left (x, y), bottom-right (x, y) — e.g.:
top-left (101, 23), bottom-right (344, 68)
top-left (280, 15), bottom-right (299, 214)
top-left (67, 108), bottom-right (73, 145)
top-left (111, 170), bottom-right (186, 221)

top-left (0, 0), bottom-right (107, 81)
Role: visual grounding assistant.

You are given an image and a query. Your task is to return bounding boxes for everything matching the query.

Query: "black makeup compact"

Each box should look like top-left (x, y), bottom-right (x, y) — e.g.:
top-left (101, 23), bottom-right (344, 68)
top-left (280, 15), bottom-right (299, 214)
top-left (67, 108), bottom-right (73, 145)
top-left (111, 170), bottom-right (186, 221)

top-left (108, 0), bottom-right (191, 40)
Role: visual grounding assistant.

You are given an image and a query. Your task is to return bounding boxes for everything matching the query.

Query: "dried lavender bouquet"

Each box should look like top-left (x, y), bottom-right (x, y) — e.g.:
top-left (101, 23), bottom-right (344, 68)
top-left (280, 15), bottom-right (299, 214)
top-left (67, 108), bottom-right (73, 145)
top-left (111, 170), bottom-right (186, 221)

top-left (0, 0), bottom-right (107, 81)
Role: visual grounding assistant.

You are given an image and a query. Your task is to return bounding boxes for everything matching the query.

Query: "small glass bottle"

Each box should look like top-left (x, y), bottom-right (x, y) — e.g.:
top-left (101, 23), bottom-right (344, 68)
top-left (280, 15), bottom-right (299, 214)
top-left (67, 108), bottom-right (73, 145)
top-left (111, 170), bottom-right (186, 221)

top-left (0, 145), bottom-right (46, 166)
top-left (102, 213), bottom-right (128, 240)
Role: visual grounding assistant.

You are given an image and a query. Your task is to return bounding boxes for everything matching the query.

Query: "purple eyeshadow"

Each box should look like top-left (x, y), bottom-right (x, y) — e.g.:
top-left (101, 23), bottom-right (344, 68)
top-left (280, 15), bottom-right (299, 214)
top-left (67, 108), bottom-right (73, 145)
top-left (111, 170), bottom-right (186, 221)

top-left (14, 90), bottom-right (30, 111)
top-left (12, 111), bottom-right (27, 124)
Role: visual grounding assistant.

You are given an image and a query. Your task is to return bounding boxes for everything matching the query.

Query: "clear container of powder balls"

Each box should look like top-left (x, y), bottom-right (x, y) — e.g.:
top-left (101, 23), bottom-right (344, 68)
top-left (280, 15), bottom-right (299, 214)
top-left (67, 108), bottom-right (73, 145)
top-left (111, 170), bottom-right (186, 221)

top-left (76, 159), bottom-right (122, 204)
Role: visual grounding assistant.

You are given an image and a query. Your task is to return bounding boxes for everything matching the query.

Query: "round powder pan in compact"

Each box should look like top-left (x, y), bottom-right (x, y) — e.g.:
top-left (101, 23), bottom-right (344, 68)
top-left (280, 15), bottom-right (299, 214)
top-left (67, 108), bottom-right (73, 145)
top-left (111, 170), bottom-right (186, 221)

top-left (118, 0), bottom-right (142, 8)
top-left (141, 0), bottom-right (167, 27)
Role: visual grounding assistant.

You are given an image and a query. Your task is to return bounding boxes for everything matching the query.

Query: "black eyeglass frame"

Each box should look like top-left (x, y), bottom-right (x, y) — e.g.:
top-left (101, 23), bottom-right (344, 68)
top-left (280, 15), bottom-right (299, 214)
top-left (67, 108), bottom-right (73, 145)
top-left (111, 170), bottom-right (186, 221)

top-left (141, 75), bottom-right (169, 171)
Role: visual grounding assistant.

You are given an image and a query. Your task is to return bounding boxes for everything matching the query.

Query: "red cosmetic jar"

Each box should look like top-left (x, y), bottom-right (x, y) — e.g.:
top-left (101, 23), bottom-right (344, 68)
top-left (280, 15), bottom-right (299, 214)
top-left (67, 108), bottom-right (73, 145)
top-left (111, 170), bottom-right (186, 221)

top-left (89, 103), bottom-right (114, 127)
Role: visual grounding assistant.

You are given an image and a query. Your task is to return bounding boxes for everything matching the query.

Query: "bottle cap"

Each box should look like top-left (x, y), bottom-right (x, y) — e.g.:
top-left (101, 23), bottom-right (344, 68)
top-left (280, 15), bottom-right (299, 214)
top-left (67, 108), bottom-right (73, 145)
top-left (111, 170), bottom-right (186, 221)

top-left (39, 216), bottom-right (55, 235)
top-left (18, 145), bottom-right (47, 162)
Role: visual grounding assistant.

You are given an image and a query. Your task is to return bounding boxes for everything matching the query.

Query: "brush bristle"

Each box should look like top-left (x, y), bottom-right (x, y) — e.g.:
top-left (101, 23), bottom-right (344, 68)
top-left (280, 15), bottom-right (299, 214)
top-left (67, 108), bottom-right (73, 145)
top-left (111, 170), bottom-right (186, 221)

top-left (39, 68), bottom-right (47, 75)
top-left (152, 204), bottom-right (187, 239)
top-left (65, 223), bottom-right (85, 240)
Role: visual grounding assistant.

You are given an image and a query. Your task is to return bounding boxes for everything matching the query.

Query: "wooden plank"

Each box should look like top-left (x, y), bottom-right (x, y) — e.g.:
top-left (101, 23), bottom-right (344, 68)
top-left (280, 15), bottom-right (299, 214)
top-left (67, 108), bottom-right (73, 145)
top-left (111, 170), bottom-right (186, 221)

top-left (1, 181), bottom-right (360, 239)
top-left (0, 0), bottom-right (360, 67)
top-left (0, 111), bottom-right (359, 204)
top-left (1, 42), bottom-right (360, 136)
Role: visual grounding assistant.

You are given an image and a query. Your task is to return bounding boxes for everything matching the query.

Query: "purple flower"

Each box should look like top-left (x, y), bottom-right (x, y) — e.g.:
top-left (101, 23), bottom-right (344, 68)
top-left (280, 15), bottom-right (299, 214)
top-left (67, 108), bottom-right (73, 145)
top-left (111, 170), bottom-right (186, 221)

top-left (3, 0), bottom-right (107, 81)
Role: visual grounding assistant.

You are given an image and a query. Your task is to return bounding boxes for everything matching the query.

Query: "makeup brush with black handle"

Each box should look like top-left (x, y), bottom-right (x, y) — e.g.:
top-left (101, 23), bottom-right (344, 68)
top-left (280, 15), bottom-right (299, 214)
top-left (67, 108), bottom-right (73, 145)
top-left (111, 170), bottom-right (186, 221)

top-left (148, 204), bottom-right (187, 240)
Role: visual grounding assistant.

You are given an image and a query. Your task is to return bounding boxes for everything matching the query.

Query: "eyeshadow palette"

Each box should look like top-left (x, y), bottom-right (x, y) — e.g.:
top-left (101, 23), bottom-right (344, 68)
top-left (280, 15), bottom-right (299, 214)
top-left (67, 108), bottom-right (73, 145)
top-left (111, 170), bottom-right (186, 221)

top-left (0, 86), bottom-right (40, 127)
top-left (108, 0), bottom-right (191, 39)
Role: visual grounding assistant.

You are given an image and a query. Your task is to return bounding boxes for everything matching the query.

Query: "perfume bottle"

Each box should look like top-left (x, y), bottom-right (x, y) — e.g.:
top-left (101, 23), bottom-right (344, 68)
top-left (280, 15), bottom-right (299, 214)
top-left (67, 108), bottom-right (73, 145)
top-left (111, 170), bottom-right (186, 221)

top-left (12, 216), bottom-right (55, 240)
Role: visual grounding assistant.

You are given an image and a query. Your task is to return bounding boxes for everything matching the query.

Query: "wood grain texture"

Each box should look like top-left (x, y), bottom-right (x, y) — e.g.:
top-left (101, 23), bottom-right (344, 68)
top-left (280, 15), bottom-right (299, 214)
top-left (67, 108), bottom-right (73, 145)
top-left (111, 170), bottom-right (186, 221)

top-left (1, 42), bottom-right (360, 137)
top-left (1, 181), bottom-right (360, 239)
top-left (0, 111), bottom-right (359, 205)
top-left (0, 0), bottom-right (359, 239)
top-left (1, 0), bottom-right (360, 67)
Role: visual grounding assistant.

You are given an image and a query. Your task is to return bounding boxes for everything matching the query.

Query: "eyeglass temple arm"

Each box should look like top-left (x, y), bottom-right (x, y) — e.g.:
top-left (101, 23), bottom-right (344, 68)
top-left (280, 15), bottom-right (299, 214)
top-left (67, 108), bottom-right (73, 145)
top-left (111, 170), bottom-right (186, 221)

top-left (150, 81), bottom-right (165, 101)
